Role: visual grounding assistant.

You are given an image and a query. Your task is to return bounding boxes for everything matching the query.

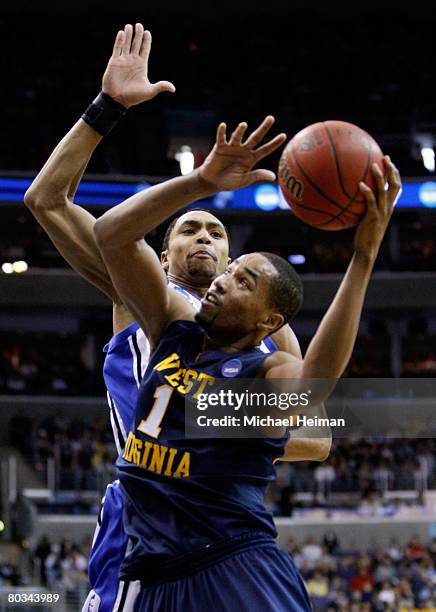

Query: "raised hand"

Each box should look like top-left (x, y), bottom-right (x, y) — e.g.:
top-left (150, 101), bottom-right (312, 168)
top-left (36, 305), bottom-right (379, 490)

top-left (102, 23), bottom-right (175, 108)
top-left (198, 116), bottom-right (287, 191)
top-left (354, 156), bottom-right (402, 260)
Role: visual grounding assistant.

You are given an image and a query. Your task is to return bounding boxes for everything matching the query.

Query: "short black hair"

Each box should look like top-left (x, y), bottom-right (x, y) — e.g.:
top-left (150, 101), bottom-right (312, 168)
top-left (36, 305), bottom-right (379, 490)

top-left (161, 208), bottom-right (231, 253)
top-left (258, 252), bottom-right (303, 323)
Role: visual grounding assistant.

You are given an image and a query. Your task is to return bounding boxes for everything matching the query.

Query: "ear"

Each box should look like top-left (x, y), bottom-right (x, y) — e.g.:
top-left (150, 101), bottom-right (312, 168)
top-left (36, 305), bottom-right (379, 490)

top-left (257, 312), bottom-right (284, 336)
top-left (227, 257), bottom-right (232, 265)
top-left (161, 250), bottom-right (169, 272)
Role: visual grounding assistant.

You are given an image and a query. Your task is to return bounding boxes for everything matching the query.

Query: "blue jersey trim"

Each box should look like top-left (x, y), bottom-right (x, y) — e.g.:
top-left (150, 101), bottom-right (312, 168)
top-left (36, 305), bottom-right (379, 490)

top-left (262, 336), bottom-right (277, 353)
top-left (104, 321), bottom-right (141, 353)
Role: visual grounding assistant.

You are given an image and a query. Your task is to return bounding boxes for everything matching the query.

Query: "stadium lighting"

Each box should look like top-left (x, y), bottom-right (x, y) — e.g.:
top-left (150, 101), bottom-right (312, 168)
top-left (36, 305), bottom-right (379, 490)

top-left (2, 262), bottom-right (13, 274)
top-left (0, 520), bottom-right (4, 532)
top-left (12, 260), bottom-right (28, 273)
top-left (175, 145), bottom-right (195, 176)
top-left (421, 147), bottom-right (435, 172)
top-left (288, 254), bottom-right (306, 265)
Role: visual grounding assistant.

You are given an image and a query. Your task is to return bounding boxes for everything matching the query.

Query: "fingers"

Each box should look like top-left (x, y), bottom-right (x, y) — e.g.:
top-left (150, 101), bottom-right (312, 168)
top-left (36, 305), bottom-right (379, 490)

top-left (216, 123), bottom-right (228, 146)
top-left (112, 30), bottom-right (124, 57)
top-left (118, 23), bottom-right (150, 57)
top-left (241, 169), bottom-right (277, 188)
top-left (122, 24), bottom-right (133, 54)
top-left (384, 155), bottom-right (402, 206)
top-left (358, 181), bottom-right (378, 217)
top-left (131, 23), bottom-right (144, 55)
top-left (243, 115), bottom-right (275, 148)
top-left (229, 122), bottom-right (248, 145)
top-left (254, 133), bottom-right (287, 161)
top-left (140, 29), bottom-right (152, 60)
top-left (370, 162), bottom-right (386, 205)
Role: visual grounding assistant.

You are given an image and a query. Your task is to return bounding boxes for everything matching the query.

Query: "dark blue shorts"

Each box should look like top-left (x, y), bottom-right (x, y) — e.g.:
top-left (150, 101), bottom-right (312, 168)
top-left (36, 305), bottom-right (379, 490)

top-left (125, 532), bottom-right (312, 612)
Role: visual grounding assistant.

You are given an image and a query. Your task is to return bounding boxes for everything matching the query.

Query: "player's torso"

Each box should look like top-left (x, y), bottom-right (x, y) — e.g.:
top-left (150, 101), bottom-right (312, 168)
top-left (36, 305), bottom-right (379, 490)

top-left (102, 283), bottom-right (277, 449)
top-left (117, 320), bottom-right (287, 575)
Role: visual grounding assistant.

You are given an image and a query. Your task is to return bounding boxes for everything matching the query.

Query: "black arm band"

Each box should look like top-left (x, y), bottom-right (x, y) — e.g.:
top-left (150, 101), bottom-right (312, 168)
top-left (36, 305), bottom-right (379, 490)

top-left (81, 92), bottom-right (127, 136)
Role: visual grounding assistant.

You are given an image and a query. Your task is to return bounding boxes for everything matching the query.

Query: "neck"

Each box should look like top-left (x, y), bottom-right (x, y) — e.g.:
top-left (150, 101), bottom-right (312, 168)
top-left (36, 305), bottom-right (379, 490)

top-left (202, 330), bottom-right (261, 353)
top-left (167, 273), bottom-right (209, 298)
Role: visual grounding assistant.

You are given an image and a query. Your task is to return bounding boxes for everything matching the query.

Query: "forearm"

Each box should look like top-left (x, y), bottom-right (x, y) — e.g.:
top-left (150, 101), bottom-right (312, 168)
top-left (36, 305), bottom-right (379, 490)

top-left (280, 403), bottom-right (332, 462)
top-left (25, 120), bottom-right (102, 207)
top-left (95, 170), bottom-right (215, 250)
top-left (302, 251), bottom-right (375, 380)
top-left (281, 437), bottom-right (331, 462)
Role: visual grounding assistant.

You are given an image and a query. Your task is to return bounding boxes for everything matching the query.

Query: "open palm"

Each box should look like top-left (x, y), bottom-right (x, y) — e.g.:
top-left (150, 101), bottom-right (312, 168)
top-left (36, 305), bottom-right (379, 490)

top-left (102, 23), bottom-right (175, 108)
top-left (199, 117), bottom-right (287, 190)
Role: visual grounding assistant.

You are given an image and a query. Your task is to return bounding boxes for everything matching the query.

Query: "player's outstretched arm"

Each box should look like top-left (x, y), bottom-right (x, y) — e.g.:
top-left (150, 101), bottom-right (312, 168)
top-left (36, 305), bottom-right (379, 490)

top-left (266, 156), bottom-right (401, 390)
top-left (94, 117), bottom-right (286, 346)
top-left (24, 24), bottom-right (174, 302)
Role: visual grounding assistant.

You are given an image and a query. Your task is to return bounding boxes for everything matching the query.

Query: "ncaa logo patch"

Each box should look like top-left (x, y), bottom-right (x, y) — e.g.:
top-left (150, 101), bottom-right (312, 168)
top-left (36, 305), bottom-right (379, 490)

top-left (221, 358), bottom-right (242, 377)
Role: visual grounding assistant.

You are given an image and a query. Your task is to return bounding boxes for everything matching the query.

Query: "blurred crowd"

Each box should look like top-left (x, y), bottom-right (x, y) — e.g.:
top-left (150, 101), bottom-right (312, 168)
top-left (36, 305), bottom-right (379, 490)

top-left (0, 333), bottom-right (104, 396)
top-left (2, 328), bottom-right (435, 397)
top-left (8, 414), bottom-right (436, 507)
top-left (268, 437), bottom-right (436, 515)
top-left (2, 206), bottom-right (436, 275)
top-left (9, 414), bottom-right (117, 492)
top-left (4, 532), bottom-right (436, 611)
top-left (285, 534), bottom-right (436, 611)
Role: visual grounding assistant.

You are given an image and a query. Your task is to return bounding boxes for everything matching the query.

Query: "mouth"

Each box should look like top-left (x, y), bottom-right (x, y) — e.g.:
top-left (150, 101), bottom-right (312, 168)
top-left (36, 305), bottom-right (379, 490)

top-left (202, 291), bottom-right (221, 307)
top-left (190, 249), bottom-right (217, 261)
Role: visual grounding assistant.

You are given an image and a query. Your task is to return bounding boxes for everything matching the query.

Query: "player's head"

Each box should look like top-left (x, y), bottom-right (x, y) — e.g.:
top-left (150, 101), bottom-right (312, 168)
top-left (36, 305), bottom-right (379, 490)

top-left (161, 209), bottom-right (231, 285)
top-left (196, 252), bottom-right (303, 342)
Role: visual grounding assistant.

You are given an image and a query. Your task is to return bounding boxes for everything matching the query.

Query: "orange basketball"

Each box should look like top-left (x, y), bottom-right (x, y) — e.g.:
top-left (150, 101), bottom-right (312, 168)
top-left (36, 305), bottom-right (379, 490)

top-left (278, 120), bottom-right (384, 230)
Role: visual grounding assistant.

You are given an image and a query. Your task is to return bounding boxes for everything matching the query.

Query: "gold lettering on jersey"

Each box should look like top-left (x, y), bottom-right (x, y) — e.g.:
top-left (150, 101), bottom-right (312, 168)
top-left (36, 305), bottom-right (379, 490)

top-left (123, 432), bottom-right (191, 478)
top-left (140, 441), bottom-right (153, 468)
top-left (154, 353), bottom-right (180, 372)
top-left (148, 443), bottom-right (168, 473)
top-left (172, 452), bottom-right (190, 478)
top-left (178, 369), bottom-right (198, 394)
top-left (193, 372), bottom-right (215, 397)
top-left (164, 447), bottom-right (178, 476)
top-left (153, 353), bottom-right (215, 397)
top-left (164, 368), bottom-right (185, 386)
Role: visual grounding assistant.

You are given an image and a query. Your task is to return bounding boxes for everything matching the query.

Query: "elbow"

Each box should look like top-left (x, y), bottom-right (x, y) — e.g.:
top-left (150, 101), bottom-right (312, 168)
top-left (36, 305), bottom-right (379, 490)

top-left (24, 186), bottom-right (39, 210)
top-left (93, 217), bottom-right (108, 251)
top-left (94, 217), bottom-right (114, 253)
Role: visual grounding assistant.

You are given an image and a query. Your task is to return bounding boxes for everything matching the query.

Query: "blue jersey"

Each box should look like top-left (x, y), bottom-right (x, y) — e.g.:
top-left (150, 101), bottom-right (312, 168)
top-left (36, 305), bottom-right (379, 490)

top-left (103, 282), bottom-right (202, 453)
top-left (117, 320), bottom-right (287, 580)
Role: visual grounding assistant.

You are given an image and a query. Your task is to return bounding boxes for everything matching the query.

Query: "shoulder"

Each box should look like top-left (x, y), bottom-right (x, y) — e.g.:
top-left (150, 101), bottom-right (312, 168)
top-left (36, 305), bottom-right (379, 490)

top-left (269, 324), bottom-right (302, 358)
top-left (258, 350), bottom-right (299, 375)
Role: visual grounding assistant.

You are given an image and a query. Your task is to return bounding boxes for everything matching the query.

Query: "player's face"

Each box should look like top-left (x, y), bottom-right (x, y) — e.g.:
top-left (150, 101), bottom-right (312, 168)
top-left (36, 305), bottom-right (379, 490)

top-left (162, 211), bottom-right (230, 284)
top-left (197, 253), bottom-right (281, 340)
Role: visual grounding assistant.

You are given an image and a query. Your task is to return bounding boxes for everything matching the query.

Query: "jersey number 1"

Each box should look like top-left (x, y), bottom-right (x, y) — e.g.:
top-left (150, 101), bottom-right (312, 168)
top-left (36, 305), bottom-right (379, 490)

top-left (137, 385), bottom-right (174, 438)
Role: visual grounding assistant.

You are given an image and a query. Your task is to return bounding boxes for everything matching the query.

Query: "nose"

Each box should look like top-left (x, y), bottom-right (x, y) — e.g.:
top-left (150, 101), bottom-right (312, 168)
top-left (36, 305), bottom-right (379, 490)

top-left (195, 229), bottom-right (212, 244)
top-left (212, 273), bottom-right (228, 294)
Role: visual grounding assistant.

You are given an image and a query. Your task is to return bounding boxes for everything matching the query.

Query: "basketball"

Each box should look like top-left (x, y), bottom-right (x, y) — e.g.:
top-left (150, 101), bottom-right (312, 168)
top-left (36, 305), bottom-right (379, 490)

top-left (278, 120), bottom-right (384, 230)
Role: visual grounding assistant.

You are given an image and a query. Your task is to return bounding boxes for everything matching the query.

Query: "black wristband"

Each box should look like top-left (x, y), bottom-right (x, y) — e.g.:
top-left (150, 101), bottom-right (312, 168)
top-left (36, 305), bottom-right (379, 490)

top-left (81, 92), bottom-right (127, 136)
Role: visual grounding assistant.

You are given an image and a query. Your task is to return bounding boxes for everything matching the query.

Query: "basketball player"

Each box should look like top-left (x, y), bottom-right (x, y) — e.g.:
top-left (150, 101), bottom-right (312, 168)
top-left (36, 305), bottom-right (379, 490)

top-left (93, 73), bottom-right (401, 609)
top-left (24, 24), bottom-right (331, 611)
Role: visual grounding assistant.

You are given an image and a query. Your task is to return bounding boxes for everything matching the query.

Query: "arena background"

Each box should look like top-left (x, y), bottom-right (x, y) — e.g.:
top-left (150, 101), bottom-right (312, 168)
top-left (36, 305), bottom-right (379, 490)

top-left (1, 2), bottom-right (436, 610)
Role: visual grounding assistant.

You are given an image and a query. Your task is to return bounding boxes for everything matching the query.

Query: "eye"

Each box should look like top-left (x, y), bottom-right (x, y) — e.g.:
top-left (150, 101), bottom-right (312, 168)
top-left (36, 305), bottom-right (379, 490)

top-left (211, 231), bottom-right (223, 239)
top-left (182, 228), bottom-right (195, 235)
top-left (238, 277), bottom-right (250, 288)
